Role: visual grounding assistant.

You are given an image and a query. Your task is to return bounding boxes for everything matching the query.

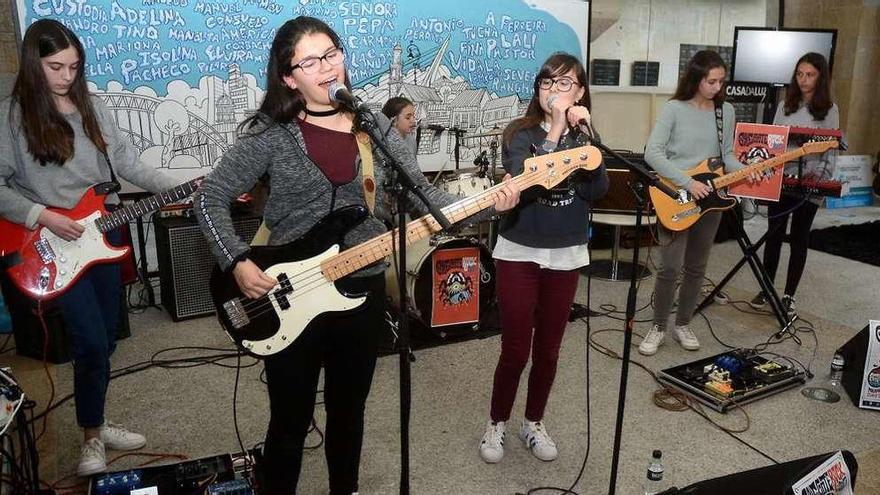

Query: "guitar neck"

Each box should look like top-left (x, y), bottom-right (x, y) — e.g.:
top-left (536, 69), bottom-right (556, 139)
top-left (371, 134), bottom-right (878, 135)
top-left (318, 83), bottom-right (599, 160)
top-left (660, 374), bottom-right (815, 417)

top-left (713, 147), bottom-right (810, 189)
top-left (96, 179), bottom-right (200, 233)
top-left (321, 146), bottom-right (599, 281)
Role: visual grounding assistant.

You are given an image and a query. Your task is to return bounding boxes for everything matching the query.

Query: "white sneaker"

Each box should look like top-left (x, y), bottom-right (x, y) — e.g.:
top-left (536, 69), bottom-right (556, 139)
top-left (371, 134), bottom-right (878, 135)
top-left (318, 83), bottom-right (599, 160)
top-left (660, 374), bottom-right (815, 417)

top-left (781, 295), bottom-right (797, 320)
top-left (100, 421), bottom-right (146, 450)
top-left (673, 325), bottom-right (700, 350)
top-left (479, 420), bottom-right (506, 463)
top-left (77, 438), bottom-right (107, 477)
top-left (638, 325), bottom-right (665, 356)
top-left (519, 420), bottom-right (557, 461)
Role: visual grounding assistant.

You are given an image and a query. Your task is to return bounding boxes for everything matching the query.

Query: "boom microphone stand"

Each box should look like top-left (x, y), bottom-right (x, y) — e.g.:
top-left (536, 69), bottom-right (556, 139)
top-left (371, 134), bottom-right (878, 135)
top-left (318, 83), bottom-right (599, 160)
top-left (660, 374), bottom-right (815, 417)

top-left (581, 131), bottom-right (679, 495)
top-left (352, 106), bottom-right (451, 495)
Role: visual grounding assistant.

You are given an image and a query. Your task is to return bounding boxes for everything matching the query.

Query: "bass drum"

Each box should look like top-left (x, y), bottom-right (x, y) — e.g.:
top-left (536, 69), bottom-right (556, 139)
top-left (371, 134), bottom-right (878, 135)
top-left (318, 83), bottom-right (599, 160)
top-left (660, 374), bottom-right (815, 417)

top-left (386, 236), bottom-right (495, 337)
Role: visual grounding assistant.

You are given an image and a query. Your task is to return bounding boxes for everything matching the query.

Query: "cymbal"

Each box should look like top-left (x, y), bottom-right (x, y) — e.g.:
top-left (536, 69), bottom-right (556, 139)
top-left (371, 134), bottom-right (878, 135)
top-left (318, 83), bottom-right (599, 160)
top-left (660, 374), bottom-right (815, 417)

top-left (466, 130), bottom-right (503, 139)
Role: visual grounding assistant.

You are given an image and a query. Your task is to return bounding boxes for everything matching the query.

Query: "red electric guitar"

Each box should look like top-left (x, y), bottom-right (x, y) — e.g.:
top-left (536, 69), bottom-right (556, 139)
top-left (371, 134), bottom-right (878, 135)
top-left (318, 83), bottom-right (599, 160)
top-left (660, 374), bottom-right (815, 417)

top-left (0, 178), bottom-right (200, 301)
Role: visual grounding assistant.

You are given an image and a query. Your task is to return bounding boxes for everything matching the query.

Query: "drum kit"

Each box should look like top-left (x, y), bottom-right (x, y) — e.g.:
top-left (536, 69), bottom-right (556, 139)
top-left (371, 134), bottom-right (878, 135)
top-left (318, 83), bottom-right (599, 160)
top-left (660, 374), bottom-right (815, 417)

top-left (386, 129), bottom-right (504, 340)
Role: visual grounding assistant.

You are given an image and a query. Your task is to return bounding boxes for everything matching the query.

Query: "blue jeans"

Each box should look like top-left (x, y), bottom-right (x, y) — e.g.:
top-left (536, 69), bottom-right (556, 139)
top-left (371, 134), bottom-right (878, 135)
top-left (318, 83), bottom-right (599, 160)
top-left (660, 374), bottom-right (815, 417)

top-left (56, 229), bottom-right (123, 428)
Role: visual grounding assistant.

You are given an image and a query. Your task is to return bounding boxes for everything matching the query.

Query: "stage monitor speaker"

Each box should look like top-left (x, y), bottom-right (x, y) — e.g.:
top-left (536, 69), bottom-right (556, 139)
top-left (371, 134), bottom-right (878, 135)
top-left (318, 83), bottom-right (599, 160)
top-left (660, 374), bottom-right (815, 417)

top-left (838, 324), bottom-right (880, 410)
top-left (671, 450), bottom-right (858, 494)
top-left (154, 212), bottom-right (262, 321)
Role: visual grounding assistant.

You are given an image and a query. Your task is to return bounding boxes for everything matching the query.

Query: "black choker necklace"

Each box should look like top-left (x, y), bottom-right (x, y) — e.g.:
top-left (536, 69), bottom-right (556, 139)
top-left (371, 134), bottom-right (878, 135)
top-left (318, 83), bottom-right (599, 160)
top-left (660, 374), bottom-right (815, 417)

top-left (303, 106), bottom-right (340, 117)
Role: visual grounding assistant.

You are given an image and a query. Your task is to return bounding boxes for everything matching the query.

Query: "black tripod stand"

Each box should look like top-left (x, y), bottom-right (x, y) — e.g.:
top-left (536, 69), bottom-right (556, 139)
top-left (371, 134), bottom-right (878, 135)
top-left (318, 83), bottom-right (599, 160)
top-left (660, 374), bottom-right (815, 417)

top-left (353, 108), bottom-right (452, 495)
top-left (695, 204), bottom-right (796, 338)
top-left (582, 137), bottom-right (680, 495)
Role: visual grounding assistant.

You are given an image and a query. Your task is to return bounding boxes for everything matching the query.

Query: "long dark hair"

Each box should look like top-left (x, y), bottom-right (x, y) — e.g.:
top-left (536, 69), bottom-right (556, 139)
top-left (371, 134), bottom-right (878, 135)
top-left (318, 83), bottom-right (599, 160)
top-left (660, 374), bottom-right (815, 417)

top-left (382, 96), bottom-right (413, 120)
top-left (503, 52), bottom-right (591, 146)
top-left (672, 50), bottom-right (727, 104)
top-left (11, 19), bottom-right (106, 165)
top-left (783, 52), bottom-right (832, 121)
top-left (242, 16), bottom-right (352, 130)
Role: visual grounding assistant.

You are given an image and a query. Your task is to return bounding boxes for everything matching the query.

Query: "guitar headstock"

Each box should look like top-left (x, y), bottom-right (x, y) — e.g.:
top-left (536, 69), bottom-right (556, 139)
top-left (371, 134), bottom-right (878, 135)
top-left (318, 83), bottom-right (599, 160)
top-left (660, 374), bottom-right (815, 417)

top-left (803, 139), bottom-right (839, 154)
top-left (521, 145), bottom-right (602, 190)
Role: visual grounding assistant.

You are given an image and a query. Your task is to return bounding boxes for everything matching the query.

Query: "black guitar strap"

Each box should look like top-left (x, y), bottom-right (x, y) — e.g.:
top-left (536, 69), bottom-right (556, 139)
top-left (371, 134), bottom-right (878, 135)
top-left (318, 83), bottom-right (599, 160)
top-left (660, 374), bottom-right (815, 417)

top-left (713, 99), bottom-right (724, 156)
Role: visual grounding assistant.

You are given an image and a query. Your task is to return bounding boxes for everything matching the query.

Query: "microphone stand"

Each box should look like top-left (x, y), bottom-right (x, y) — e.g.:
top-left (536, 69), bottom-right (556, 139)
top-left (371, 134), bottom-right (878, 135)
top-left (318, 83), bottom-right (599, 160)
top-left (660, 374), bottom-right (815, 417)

top-left (353, 108), bottom-right (451, 495)
top-left (580, 129), bottom-right (678, 495)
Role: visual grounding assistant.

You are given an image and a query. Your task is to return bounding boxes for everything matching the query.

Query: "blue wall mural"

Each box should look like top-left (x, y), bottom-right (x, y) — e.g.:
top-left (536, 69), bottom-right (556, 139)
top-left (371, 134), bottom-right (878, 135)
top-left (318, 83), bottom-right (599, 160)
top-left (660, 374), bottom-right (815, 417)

top-left (16, 0), bottom-right (590, 173)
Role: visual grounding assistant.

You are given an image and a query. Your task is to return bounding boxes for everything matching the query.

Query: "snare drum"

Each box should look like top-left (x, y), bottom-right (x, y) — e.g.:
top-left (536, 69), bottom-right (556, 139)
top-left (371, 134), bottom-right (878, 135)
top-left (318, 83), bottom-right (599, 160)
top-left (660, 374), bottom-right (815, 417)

top-left (440, 172), bottom-right (493, 198)
top-left (386, 236), bottom-right (495, 337)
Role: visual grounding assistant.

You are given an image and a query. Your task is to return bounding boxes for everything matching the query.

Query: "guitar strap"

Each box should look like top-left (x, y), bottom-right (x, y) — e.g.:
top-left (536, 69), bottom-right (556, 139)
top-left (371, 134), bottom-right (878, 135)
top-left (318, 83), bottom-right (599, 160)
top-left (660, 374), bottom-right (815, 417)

top-left (713, 99), bottom-right (724, 158)
top-left (258, 126), bottom-right (377, 247)
top-left (354, 131), bottom-right (376, 214)
top-left (99, 151), bottom-right (122, 194)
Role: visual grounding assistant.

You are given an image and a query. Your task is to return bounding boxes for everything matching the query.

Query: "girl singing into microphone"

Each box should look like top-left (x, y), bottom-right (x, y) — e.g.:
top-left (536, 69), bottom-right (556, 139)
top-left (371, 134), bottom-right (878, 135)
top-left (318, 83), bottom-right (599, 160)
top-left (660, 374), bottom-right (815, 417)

top-left (478, 52), bottom-right (607, 464)
top-left (194, 16), bottom-right (520, 494)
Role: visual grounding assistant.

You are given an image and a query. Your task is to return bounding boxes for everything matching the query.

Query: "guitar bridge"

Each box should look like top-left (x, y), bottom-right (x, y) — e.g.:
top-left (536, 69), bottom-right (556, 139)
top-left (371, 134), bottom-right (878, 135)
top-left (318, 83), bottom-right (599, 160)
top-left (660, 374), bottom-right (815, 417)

top-left (35, 239), bottom-right (55, 263)
top-left (672, 206), bottom-right (701, 221)
top-left (223, 298), bottom-right (250, 330)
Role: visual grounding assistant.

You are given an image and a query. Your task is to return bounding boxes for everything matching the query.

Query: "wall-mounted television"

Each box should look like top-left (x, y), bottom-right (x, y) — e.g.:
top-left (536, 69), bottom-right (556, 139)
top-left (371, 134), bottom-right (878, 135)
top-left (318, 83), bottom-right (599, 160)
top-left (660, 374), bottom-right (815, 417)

top-left (731, 27), bottom-right (837, 86)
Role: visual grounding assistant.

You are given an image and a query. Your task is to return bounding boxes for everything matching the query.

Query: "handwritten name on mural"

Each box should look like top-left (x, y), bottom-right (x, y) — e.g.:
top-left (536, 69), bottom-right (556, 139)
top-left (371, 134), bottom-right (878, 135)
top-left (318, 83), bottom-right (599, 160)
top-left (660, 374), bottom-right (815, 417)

top-left (28, 0), bottom-right (578, 99)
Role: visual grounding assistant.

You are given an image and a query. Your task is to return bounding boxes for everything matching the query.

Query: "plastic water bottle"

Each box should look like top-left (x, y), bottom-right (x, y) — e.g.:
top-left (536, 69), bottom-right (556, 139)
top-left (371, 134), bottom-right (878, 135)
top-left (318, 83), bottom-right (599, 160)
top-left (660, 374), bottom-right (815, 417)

top-left (644, 449), bottom-right (664, 495)
top-left (829, 352), bottom-right (845, 388)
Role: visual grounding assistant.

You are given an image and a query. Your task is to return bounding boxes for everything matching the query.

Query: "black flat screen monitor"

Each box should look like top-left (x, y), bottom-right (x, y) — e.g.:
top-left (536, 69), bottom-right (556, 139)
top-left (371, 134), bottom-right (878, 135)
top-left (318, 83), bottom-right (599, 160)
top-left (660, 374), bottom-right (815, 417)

top-left (731, 27), bottom-right (837, 86)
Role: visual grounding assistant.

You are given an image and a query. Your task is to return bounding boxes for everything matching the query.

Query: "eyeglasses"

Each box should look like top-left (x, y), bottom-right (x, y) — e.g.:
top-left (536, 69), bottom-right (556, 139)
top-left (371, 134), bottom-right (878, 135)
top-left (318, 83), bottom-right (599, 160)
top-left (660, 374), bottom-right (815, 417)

top-left (538, 77), bottom-right (579, 92)
top-left (291, 47), bottom-right (345, 75)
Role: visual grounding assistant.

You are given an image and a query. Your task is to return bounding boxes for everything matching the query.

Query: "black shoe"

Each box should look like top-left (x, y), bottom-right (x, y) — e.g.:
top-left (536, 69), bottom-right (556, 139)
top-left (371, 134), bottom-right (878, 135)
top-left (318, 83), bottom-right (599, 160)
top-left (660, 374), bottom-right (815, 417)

top-left (749, 292), bottom-right (767, 310)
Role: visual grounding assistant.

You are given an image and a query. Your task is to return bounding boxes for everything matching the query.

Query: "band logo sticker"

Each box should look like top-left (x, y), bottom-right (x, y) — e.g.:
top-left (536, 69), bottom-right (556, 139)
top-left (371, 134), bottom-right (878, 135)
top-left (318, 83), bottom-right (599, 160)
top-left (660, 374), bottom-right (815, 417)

top-left (430, 247), bottom-right (480, 327)
top-left (729, 123), bottom-right (789, 201)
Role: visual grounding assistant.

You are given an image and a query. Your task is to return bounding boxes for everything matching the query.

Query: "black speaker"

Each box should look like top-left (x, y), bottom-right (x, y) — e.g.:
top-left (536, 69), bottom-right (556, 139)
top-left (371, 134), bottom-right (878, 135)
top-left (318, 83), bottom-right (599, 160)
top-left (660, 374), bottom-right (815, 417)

top-left (154, 212), bottom-right (262, 321)
top-left (838, 324), bottom-right (880, 409)
top-left (672, 450), bottom-right (858, 494)
top-left (1, 274), bottom-right (130, 365)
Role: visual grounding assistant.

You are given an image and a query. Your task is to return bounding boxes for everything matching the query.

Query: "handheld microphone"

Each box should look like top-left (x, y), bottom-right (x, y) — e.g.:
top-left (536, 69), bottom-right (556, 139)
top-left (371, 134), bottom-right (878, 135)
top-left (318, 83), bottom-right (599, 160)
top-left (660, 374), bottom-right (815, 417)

top-left (423, 124), bottom-right (447, 132)
top-left (328, 82), bottom-right (368, 112)
top-left (547, 94), bottom-right (558, 109)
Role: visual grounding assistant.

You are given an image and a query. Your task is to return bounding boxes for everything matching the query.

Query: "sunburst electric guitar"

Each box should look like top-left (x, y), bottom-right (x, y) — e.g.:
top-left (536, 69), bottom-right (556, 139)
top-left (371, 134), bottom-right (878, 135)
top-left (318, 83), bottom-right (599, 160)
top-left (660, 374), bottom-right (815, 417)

top-left (0, 179), bottom-right (200, 300)
top-left (650, 140), bottom-right (838, 231)
top-left (209, 145), bottom-right (602, 357)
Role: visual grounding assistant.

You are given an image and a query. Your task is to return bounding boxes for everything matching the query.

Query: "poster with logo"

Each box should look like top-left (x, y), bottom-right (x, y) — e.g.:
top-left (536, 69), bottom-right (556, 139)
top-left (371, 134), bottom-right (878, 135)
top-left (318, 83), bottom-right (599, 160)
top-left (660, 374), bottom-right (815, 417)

top-left (860, 320), bottom-right (880, 411)
top-left (729, 123), bottom-right (788, 201)
top-left (430, 246), bottom-right (480, 327)
top-left (790, 451), bottom-right (853, 495)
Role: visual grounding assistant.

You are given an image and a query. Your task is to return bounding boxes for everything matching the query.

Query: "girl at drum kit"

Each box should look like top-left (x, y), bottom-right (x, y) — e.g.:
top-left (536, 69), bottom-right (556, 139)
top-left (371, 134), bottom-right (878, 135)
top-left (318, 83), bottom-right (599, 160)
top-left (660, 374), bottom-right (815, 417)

top-left (478, 52), bottom-right (609, 464)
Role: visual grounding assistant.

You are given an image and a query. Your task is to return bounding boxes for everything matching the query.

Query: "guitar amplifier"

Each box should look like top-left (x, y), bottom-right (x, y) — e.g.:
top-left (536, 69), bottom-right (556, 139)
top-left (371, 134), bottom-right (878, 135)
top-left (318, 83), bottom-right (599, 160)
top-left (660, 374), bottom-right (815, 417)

top-left (592, 153), bottom-right (653, 214)
top-left (154, 212), bottom-right (262, 321)
top-left (0, 273), bottom-right (130, 364)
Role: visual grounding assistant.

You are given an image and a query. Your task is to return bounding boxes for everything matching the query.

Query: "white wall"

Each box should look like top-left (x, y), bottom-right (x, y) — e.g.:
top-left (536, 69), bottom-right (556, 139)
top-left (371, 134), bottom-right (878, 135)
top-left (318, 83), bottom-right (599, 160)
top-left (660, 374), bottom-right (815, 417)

top-left (591, 0), bottom-right (769, 89)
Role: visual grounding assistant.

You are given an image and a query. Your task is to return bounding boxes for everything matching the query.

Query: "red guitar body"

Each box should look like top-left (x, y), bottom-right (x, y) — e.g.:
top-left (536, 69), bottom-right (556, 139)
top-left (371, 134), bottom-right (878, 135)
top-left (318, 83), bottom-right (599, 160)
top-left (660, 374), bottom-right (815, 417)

top-left (0, 187), bottom-right (128, 301)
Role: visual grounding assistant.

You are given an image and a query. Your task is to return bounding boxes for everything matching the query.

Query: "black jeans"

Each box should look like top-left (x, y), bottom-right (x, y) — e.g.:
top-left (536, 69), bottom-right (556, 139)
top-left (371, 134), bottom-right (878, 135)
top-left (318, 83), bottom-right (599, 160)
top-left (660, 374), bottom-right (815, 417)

top-left (762, 195), bottom-right (819, 297)
top-left (262, 274), bottom-right (384, 495)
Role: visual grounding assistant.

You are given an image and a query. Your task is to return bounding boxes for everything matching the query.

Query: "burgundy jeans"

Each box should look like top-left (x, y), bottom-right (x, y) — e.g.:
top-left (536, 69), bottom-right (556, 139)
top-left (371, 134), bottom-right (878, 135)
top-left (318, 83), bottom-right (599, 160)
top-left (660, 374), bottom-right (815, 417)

top-left (489, 259), bottom-right (580, 422)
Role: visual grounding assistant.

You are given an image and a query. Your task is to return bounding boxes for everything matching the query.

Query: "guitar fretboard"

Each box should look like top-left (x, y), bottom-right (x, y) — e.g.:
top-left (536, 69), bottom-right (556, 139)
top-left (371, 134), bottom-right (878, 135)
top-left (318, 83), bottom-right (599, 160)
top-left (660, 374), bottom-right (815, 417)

top-left (95, 178), bottom-right (200, 233)
top-left (321, 146), bottom-right (601, 281)
top-left (714, 146), bottom-right (823, 189)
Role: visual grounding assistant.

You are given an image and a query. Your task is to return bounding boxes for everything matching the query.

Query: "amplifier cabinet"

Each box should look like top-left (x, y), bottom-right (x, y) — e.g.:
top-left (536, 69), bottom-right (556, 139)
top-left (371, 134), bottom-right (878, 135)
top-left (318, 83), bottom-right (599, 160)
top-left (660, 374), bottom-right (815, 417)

top-left (154, 213), bottom-right (262, 321)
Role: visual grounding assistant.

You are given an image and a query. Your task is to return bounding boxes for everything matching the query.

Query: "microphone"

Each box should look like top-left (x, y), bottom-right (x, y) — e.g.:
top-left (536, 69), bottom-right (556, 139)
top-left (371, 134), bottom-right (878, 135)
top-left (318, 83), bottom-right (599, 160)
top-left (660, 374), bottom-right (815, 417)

top-left (423, 124), bottom-right (447, 132)
top-left (472, 150), bottom-right (488, 166)
top-left (547, 94), bottom-right (558, 109)
top-left (328, 82), bottom-right (368, 112)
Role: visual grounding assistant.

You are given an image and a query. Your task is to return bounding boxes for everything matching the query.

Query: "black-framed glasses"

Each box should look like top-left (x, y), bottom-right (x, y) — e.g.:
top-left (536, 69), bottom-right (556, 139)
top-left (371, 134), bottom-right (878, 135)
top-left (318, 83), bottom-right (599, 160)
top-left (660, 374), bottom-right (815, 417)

top-left (291, 47), bottom-right (345, 75)
top-left (538, 77), bottom-right (579, 92)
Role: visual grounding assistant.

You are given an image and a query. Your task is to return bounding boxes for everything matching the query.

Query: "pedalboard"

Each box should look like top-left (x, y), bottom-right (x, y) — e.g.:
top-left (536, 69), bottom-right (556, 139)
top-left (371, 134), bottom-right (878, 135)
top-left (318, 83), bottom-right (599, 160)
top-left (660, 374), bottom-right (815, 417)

top-left (658, 348), bottom-right (806, 412)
